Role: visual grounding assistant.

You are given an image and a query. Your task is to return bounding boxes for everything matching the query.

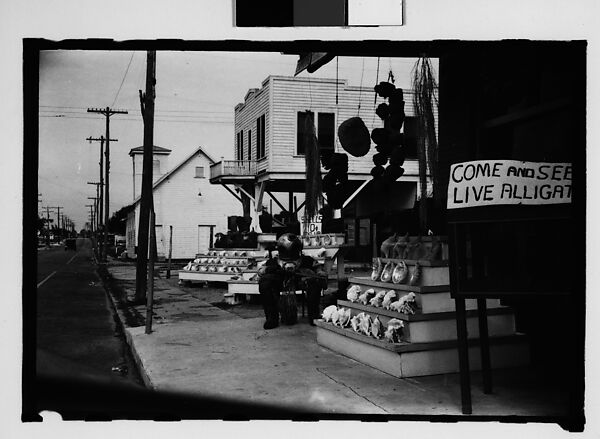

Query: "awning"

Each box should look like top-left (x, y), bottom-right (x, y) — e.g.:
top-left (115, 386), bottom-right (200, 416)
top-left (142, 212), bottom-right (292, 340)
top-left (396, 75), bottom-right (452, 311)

top-left (294, 52), bottom-right (336, 76)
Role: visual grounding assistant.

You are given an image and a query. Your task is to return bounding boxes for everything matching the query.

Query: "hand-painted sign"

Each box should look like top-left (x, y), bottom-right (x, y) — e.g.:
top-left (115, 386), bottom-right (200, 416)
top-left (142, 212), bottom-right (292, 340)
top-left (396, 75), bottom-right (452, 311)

top-left (301, 214), bottom-right (322, 235)
top-left (447, 160), bottom-right (572, 209)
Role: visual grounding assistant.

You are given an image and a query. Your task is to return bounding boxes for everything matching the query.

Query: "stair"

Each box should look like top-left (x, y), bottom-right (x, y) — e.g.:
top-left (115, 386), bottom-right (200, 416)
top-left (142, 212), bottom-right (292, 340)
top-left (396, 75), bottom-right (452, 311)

top-left (315, 253), bottom-right (529, 378)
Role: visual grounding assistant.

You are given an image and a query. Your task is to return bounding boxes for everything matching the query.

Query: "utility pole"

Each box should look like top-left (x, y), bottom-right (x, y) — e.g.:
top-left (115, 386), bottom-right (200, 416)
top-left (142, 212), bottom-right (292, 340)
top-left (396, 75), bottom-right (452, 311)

top-left (135, 50), bottom-right (156, 303)
top-left (50, 206), bottom-right (63, 242)
top-left (87, 197), bottom-right (98, 232)
top-left (42, 206), bottom-right (54, 247)
top-left (86, 204), bottom-right (94, 231)
top-left (86, 106), bottom-right (127, 262)
top-left (87, 182), bottom-right (101, 235)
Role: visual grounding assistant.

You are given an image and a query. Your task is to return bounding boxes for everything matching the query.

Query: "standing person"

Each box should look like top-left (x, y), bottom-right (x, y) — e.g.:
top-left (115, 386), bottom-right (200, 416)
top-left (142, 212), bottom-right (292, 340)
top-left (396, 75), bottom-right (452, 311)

top-left (258, 233), bottom-right (327, 330)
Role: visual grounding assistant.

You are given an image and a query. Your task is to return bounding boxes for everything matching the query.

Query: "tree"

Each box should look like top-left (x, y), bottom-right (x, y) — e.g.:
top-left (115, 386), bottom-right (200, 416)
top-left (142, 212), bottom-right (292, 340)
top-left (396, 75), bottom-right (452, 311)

top-left (107, 205), bottom-right (132, 235)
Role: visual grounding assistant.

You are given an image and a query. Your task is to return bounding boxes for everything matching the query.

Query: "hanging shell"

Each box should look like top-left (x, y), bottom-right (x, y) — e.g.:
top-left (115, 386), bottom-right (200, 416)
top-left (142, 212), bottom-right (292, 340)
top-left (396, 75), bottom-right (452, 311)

top-left (346, 285), bottom-right (361, 303)
top-left (358, 288), bottom-right (376, 305)
top-left (392, 261), bottom-right (409, 284)
top-left (371, 258), bottom-right (383, 281)
top-left (369, 290), bottom-right (387, 307)
top-left (322, 305), bottom-right (337, 323)
top-left (380, 262), bottom-right (394, 283)
top-left (359, 313), bottom-right (373, 336)
top-left (382, 290), bottom-right (398, 309)
top-left (408, 262), bottom-right (422, 286)
top-left (370, 316), bottom-right (385, 339)
top-left (350, 314), bottom-right (362, 332)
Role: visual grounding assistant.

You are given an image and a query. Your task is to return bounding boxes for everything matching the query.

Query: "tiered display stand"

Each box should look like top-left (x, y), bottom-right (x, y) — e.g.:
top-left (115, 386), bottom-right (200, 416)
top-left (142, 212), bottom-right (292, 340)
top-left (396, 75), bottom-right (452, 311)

top-left (315, 237), bottom-right (529, 378)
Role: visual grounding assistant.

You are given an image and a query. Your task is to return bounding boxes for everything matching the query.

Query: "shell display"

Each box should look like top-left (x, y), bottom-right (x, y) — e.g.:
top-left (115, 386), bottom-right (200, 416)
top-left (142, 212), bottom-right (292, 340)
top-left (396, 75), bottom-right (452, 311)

top-left (346, 285), bottom-right (361, 303)
top-left (390, 292), bottom-right (418, 314)
top-left (369, 290), bottom-right (387, 307)
top-left (322, 234), bottom-right (332, 245)
top-left (350, 314), bottom-right (362, 332)
top-left (392, 261), bottom-right (409, 284)
top-left (380, 262), bottom-right (394, 283)
top-left (384, 318), bottom-right (405, 343)
top-left (337, 308), bottom-right (352, 327)
top-left (371, 258), bottom-right (383, 281)
top-left (382, 290), bottom-right (397, 309)
top-left (358, 288), bottom-right (376, 305)
top-left (408, 262), bottom-right (422, 286)
top-left (359, 313), bottom-right (372, 336)
top-left (322, 305), bottom-right (337, 323)
top-left (370, 316), bottom-right (385, 339)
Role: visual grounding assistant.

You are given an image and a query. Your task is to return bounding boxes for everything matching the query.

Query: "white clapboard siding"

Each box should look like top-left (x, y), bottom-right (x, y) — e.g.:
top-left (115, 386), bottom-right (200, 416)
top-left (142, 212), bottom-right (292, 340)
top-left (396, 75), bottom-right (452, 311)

top-left (126, 151), bottom-right (242, 260)
top-left (235, 79), bottom-right (271, 173)
top-left (234, 76), bottom-right (438, 179)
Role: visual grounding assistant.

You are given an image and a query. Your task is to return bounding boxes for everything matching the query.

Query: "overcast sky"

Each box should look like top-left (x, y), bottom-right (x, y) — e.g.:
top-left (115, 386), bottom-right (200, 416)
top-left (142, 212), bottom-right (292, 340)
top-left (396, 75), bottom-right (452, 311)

top-left (38, 50), bottom-right (433, 229)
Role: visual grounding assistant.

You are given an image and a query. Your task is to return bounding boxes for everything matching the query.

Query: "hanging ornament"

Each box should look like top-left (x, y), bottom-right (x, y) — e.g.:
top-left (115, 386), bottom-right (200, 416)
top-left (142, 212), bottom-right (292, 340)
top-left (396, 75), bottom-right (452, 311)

top-left (337, 117), bottom-right (371, 157)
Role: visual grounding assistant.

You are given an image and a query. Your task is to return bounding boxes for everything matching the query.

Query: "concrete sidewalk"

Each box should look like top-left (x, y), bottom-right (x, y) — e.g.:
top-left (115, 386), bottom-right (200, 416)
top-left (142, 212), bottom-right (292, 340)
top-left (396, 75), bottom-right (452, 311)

top-left (103, 261), bottom-right (569, 417)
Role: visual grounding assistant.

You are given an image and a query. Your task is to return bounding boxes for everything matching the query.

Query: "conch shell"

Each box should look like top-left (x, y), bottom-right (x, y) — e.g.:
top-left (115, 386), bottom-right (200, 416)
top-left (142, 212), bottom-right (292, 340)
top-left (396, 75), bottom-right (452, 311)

top-left (390, 292), bottom-right (418, 314)
top-left (392, 261), bottom-right (409, 284)
top-left (331, 308), bottom-right (341, 326)
top-left (350, 314), bottom-right (362, 332)
top-left (337, 308), bottom-right (352, 327)
top-left (184, 262), bottom-right (192, 271)
top-left (382, 290), bottom-right (397, 309)
top-left (380, 262), bottom-right (394, 283)
top-left (359, 313), bottom-right (373, 335)
top-left (322, 305), bottom-right (337, 323)
top-left (384, 318), bottom-right (405, 343)
top-left (371, 258), bottom-right (383, 281)
top-left (369, 290), bottom-right (387, 307)
top-left (358, 288), bottom-right (376, 305)
top-left (370, 316), bottom-right (385, 339)
top-left (408, 262), bottom-right (422, 286)
top-left (346, 285), bottom-right (361, 303)
top-left (199, 265), bottom-right (208, 272)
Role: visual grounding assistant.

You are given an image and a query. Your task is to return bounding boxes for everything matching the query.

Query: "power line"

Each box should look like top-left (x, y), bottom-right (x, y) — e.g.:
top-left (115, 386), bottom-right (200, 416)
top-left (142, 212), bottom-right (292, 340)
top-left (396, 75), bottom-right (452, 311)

top-left (112, 51), bottom-right (136, 107)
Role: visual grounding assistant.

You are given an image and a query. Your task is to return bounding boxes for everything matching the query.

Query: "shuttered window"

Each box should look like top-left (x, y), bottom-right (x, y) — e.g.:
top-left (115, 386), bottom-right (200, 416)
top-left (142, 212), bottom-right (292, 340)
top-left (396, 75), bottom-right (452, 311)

top-left (297, 111), bottom-right (334, 155)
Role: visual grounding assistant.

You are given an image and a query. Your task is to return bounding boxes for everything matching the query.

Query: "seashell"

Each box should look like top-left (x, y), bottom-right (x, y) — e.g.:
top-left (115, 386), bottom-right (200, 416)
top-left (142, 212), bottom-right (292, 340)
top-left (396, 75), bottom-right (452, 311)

top-left (370, 316), bottom-right (385, 339)
top-left (239, 251), bottom-right (246, 257)
top-left (408, 262), bottom-right (422, 286)
top-left (369, 290), bottom-right (387, 307)
top-left (184, 262), bottom-right (191, 271)
top-left (359, 313), bottom-right (373, 336)
top-left (338, 308), bottom-right (352, 327)
top-left (346, 285), bottom-right (361, 303)
top-left (331, 308), bottom-right (341, 326)
top-left (382, 290), bottom-right (397, 309)
top-left (392, 261), bottom-right (409, 284)
top-left (322, 234), bottom-right (332, 246)
top-left (208, 265), bottom-right (217, 272)
top-left (199, 265), bottom-right (207, 272)
top-left (371, 258), bottom-right (383, 281)
top-left (384, 318), bottom-right (405, 343)
top-left (194, 258), bottom-right (201, 264)
top-left (302, 236), bottom-right (312, 247)
top-left (231, 251), bottom-right (237, 257)
top-left (380, 262), bottom-right (394, 283)
top-left (380, 233), bottom-right (398, 258)
top-left (358, 288), bottom-right (376, 305)
top-left (200, 258), bottom-right (208, 264)
top-left (217, 266), bottom-right (226, 273)
top-left (316, 247), bottom-right (327, 258)
top-left (322, 305), bottom-right (337, 323)
top-left (350, 314), bottom-right (361, 332)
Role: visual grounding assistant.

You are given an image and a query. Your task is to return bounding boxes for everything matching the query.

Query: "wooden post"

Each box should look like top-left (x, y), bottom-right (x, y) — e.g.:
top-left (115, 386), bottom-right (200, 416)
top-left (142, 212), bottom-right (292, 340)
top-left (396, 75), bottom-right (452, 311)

top-left (166, 225), bottom-right (173, 279)
top-left (477, 297), bottom-right (493, 394)
top-left (145, 210), bottom-right (156, 334)
top-left (135, 50), bottom-right (156, 302)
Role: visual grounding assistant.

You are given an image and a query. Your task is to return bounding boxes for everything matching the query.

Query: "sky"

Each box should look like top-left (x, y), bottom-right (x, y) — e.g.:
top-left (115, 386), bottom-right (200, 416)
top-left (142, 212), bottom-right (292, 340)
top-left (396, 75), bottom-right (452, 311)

top-left (38, 50), bottom-right (433, 230)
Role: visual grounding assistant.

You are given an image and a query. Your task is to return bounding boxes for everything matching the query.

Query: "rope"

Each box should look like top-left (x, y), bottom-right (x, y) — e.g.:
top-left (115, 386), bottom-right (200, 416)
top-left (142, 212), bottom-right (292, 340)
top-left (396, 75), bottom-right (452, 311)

top-left (372, 57), bottom-right (381, 126)
top-left (112, 51), bottom-right (136, 107)
top-left (357, 57), bottom-right (365, 117)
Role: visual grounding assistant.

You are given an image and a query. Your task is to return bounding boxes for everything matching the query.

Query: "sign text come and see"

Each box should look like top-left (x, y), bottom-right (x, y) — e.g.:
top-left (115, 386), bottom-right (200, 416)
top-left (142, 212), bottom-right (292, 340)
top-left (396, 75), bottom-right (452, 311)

top-left (447, 160), bottom-right (572, 209)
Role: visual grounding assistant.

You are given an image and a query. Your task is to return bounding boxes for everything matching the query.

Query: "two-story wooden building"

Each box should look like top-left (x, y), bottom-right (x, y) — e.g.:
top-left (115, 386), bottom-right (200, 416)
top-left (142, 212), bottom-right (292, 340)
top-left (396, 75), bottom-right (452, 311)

top-left (209, 75), bottom-right (437, 260)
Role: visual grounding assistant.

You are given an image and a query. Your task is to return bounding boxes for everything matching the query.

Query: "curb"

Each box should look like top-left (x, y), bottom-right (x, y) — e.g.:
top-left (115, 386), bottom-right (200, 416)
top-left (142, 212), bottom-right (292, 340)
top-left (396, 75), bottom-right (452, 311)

top-left (123, 327), bottom-right (156, 390)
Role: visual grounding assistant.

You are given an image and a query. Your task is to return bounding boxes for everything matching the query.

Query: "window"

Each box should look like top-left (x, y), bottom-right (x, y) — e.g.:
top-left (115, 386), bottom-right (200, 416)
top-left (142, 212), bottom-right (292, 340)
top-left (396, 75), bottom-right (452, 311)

top-left (296, 111), bottom-right (335, 155)
top-left (247, 130), bottom-right (252, 162)
top-left (195, 166), bottom-right (205, 178)
top-left (152, 159), bottom-right (160, 175)
top-left (256, 114), bottom-right (266, 159)
top-left (236, 131), bottom-right (245, 160)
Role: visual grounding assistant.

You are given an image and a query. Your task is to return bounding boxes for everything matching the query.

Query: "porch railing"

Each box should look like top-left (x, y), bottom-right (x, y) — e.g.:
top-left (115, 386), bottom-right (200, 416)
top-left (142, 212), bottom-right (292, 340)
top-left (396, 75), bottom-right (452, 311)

top-left (210, 160), bottom-right (257, 180)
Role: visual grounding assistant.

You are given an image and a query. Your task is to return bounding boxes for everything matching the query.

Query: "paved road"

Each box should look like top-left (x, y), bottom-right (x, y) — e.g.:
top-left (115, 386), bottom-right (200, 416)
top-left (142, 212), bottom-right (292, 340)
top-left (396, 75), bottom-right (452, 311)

top-left (36, 238), bottom-right (143, 390)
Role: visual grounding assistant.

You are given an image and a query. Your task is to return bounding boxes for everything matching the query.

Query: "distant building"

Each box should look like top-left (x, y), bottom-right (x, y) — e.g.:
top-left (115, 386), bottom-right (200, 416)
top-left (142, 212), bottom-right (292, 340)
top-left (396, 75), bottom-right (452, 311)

top-left (125, 146), bottom-right (240, 259)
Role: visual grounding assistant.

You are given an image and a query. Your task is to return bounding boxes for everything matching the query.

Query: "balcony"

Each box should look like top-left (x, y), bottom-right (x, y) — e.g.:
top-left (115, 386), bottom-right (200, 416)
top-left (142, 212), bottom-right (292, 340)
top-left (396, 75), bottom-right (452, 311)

top-left (210, 160), bottom-right (257, 183)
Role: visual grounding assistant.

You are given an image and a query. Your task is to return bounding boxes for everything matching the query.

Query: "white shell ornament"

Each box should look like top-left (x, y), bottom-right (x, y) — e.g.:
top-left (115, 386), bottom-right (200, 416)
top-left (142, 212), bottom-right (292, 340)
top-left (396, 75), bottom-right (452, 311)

top-left (331, 308), bottom-right (341, 326)
top-left (392, 261), bottom-right (409, 284)
top-left (371, 258), bottom-right (383, 281)
top-left (370, 316), bottom-right (385, 339)
top-left (359, 313), bottom-right (372, 335)
top-left (382, 290), bottom-right (397, 309)
top-left (322, 305), bottom-right (337, 323)
top-left (380, 262), bottom-right (394, 283)
top-left (369, 290), bottom-right (387, 307)
top-left (384, 318), bottom-right (405, 343)
top-left (337, 308), bottom-right (352, 327)
top-left (346, 285), bottom-right (361, 303)
top-left (358, 288), bottom-right (376, 305)
top-left (350, 314), bottom-right (361, 332)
